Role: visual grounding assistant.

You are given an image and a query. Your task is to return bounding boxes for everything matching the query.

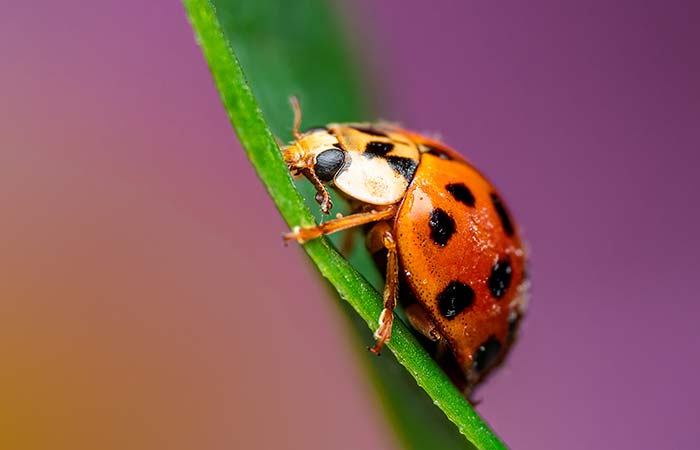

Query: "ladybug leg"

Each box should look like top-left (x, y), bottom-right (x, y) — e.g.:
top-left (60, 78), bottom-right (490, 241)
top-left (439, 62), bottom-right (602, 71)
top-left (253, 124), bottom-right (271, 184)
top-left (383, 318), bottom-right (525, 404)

top-left (339, 228), bottom-right (358, 256)
top-left (298, 167), bottom-right (334, 215)
top-left (404, 303), bottom-right (452, 360)
top-left (366, 222), bottom-right (398, 355)
top-left (284, 206), bottom-right (397, 244)
top-left (404, 303), bottom-right (444, 343)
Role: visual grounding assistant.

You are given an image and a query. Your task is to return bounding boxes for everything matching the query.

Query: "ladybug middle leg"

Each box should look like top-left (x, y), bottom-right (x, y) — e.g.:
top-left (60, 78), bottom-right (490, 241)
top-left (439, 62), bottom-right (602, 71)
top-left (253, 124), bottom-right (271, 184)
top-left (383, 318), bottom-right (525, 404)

top-left (366, 221), bottom-right (399, 355)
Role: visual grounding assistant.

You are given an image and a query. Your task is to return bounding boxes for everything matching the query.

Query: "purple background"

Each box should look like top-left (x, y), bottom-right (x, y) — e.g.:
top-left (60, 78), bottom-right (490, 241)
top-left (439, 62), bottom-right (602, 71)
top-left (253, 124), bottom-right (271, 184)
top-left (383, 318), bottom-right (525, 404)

top-left (1, 1), bottom-right (698, 449)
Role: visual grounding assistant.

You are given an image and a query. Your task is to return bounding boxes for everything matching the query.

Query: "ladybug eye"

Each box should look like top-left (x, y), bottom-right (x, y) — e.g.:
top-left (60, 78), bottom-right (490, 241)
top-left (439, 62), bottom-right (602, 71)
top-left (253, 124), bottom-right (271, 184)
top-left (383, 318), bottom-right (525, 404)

top-left (314, 148), bottom-right (346, 182)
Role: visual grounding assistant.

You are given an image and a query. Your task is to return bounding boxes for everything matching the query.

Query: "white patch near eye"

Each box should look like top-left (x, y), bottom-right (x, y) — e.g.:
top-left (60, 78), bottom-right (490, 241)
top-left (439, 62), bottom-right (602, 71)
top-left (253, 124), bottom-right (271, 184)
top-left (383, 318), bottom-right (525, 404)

top-left (334, 153), bottom-right (408, 205)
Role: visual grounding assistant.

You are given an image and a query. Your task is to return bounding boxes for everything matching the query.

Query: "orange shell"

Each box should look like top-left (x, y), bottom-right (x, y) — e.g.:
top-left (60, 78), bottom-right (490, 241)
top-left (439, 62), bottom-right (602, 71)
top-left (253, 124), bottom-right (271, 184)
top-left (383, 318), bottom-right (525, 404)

top-left (394, 151), bottom-right (527, 386)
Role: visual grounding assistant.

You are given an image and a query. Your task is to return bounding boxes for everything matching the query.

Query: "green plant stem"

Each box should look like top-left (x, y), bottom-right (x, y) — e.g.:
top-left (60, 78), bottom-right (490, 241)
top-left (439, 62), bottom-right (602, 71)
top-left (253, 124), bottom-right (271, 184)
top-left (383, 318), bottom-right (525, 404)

top-left (183, 1), bottom-right (507, 449)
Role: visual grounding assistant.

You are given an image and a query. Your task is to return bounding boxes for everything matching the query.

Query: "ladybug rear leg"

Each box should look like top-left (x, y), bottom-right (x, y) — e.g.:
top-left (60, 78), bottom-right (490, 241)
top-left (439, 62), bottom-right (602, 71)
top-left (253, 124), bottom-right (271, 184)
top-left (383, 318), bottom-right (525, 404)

top-left (404, 303), bottom-right (451, 360)
top-left (366, 222), bottom-right (399, 355)
top-left (404, 303), bottom-right (443, 342)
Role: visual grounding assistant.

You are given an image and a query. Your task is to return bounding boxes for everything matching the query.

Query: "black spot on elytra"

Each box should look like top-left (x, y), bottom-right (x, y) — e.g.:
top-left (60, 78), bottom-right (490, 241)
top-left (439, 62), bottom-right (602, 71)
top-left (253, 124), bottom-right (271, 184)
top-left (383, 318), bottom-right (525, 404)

top-left (429, 208), bottom-right (455, 246)
top-left (387, 156), bottom-right (418, 181)
top-left (365, 141), bottom-right (395, 158)
top-left (436, 281), bottom-right (475, 319)
top-left (488, 258), bottom-right (512, 299)
top-left (446, 183), bottom-right (476, 207)
top-left (314, 148), bottom-right (346, 182)
top-left (490, 192), bottom-right (514, 236)
top-left (473, 336), bottom-right (502, 373)
top-left (350, 125), bottom-right (389, 138)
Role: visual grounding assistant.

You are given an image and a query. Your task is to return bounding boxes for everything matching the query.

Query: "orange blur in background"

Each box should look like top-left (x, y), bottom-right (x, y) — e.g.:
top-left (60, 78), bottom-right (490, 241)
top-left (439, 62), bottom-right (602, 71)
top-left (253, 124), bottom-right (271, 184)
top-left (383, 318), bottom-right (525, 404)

top-left (0, 3), bottom-right (391, 449)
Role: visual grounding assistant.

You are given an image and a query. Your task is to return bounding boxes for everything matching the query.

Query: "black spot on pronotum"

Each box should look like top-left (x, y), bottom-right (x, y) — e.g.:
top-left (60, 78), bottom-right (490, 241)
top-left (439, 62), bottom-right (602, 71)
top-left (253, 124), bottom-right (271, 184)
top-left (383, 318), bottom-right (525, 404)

top-left (488, 258), bottom-right (512, 299)
top-left (446, 183), bottom-right (476, 207)
top-left (314, 148), bottom-right (346, 182)
top-left (436, 281), bottom-right (475, 319)
top-left (350, 125), bottom-right (389, 138)
top-left (490, 192), bottom-right (514, 236)
top-left (387, 156), bottom-right (418, 181)
top-left (473, 336), bottom-right (502, 373)
top-left (429, 208), bottom-right (455, 246)
top-left (365, 141), bottom-right (395, 158)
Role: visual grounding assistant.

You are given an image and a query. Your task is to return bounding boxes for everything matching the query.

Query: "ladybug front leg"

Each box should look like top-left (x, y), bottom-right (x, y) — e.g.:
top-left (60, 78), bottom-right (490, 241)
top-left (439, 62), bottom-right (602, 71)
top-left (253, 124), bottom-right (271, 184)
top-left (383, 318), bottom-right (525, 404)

top-left (366, 222), bottom-right (399, 355)
top-left (283, 206), bottom-right (396, 244)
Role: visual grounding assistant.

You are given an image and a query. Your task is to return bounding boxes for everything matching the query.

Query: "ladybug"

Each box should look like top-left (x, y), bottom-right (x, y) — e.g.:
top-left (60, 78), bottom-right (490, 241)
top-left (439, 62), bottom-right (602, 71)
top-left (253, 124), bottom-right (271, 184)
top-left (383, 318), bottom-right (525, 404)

top-left (282, 98), bottom-right (528, 391)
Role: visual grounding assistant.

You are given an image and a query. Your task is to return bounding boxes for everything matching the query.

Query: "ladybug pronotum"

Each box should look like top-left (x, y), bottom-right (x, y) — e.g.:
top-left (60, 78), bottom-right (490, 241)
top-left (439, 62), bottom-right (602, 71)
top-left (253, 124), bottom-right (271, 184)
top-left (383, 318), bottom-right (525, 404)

top-left (282, 98), bottom-right (528, 392)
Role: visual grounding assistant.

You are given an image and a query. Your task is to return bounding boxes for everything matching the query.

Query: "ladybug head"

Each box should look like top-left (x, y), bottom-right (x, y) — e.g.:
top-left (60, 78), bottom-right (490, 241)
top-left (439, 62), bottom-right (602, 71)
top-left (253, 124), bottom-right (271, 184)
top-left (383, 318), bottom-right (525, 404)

top-left (282, 127), bottom-right (347, 215)
top-left (280, 97), bottom-right (348, 215)
top-left (281, 97), bottom-right (413, 214)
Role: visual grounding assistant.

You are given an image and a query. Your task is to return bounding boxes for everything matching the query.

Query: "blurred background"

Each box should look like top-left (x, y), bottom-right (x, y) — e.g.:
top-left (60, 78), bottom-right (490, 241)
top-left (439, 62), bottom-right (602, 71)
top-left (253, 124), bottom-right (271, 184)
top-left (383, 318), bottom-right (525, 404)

top-left (1, 1), bottom-right (698, 449)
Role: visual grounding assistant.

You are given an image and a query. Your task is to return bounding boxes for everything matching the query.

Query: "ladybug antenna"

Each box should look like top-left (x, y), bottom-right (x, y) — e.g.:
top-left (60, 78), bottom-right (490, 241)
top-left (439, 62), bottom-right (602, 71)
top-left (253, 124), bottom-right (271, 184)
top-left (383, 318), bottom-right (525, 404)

top-left (290, 96), bottom-right (303, 140)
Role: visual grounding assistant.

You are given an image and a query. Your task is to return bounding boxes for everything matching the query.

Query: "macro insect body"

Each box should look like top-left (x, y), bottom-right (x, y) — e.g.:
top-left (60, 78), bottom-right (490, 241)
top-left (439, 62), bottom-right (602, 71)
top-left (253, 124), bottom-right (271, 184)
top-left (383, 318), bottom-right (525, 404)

top-left (283, 98), bottom-right (528, 391)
